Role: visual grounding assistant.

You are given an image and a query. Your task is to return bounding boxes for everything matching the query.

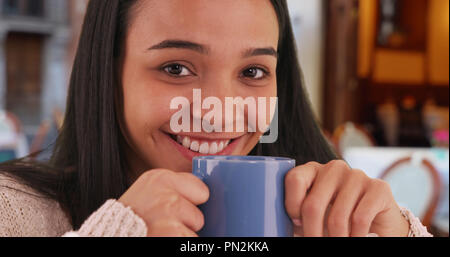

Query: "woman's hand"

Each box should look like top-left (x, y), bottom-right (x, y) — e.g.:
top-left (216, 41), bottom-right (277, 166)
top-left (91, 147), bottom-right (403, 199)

top-left (285, 160), bottom-right (410, 237)
top-left (119, 169), bottom-right (209, 237)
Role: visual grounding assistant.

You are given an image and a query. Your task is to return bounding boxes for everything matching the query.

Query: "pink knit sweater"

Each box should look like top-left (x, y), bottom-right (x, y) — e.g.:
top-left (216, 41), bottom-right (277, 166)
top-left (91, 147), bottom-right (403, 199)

top-left (0, 174), bottom-right (433, 237)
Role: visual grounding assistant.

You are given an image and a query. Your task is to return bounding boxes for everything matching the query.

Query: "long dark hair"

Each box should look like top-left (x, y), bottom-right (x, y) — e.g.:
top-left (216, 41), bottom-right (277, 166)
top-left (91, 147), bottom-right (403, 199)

top-left (0, 0), bottom-right (336, 230)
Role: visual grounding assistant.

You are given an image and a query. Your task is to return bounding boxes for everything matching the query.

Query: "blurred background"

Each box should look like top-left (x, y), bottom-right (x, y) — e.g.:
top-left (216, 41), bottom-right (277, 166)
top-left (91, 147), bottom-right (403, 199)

top-left (0, 0), bottom-right (448, 236)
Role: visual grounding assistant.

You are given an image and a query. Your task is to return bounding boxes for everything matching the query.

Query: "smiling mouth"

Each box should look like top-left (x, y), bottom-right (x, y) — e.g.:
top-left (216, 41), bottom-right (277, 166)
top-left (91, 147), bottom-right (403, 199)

top-left (167, 134), bottom-right (239, 155)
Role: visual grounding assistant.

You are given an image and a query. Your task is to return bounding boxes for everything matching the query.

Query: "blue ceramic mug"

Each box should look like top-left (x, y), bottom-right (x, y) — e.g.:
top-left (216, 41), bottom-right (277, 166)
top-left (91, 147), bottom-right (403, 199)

top-left (192, 156), bottom-right (296, 237)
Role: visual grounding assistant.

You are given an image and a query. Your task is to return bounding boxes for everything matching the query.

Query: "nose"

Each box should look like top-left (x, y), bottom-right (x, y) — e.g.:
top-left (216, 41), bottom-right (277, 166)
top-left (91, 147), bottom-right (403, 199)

top-left (189, 76), bottom-right (254, 134)
top-left (200, 73), bottom-right (237, 100)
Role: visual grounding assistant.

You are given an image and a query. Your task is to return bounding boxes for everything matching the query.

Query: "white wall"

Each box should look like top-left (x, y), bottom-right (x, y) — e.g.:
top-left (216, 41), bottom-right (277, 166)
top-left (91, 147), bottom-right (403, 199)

top-left (287, 0), bottom-right (325, 121)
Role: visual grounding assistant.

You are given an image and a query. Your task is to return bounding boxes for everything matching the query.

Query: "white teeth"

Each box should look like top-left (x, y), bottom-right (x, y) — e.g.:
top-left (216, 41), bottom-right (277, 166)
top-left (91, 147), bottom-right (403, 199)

top-left (199, 142), bottom-right (209, 154)
top-left (209, 142), bottom-right (218, 154)
top-left (182, 137), bottom-right (191, 148)
top-left (190, 141), bottom-right (200, 152)
top-left (173, 135), bottom-right (233, 154)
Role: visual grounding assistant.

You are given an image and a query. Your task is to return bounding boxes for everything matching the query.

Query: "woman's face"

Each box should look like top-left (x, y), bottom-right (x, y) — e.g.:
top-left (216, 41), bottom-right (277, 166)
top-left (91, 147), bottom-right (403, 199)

top-left (121, 0), bottom-right (279, 175)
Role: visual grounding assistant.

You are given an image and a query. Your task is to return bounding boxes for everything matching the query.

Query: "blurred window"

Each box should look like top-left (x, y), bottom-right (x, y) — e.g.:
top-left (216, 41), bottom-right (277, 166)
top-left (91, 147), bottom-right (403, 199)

top-left (2, 0), bottom-right (44, 17)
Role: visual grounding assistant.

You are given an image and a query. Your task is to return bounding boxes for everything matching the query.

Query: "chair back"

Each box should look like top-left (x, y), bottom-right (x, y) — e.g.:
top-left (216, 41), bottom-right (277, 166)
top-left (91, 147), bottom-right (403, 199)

top-left (380, 156), bottom-right (442, 227)
top-left (333, 122), bottom-right (376, 156)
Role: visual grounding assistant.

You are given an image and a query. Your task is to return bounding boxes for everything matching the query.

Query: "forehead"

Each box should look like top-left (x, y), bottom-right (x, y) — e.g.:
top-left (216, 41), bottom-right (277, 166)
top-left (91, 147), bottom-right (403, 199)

top-left (128, 0), bottom-right (279, 50)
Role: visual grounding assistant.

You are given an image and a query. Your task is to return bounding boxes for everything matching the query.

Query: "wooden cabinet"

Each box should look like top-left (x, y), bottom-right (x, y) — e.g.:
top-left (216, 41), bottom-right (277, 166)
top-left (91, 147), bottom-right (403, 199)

top-left (323, 0), bottom-right (449, 142)
top-left (358, 0), bottom-right (449, 86)
top-left (5, 32), bottom-right (44, 127)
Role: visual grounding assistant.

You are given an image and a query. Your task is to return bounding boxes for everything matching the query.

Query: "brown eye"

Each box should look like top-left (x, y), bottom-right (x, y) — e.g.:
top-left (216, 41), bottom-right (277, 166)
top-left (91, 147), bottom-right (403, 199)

top-left (163, 63), bottom-right (193, 77)
top-left (242, 67), bottom-right (268, 80)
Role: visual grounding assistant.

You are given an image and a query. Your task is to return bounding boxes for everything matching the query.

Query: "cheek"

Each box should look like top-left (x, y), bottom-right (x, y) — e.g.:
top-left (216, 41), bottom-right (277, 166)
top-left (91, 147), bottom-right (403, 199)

top-left (243, 82), bottom-right (278, 133)
top-left (122, 80), bottom-right (174, 144)
top-left (121, 58), bottom-right (178, 135)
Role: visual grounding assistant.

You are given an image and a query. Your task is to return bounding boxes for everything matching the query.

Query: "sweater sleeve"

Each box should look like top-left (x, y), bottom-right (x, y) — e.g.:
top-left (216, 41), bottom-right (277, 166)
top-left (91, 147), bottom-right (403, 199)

top-left (366, 207), bottom-right (434, 237)
top-left (400, 207), bottom-right (433, 237)
top-left (62, 199), bottom-right (148, 237)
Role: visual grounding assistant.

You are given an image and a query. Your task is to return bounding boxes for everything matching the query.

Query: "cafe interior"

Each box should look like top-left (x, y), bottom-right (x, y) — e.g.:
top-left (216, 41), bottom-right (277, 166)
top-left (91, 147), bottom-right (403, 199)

top-left (0, 0), bottom-right (449, 237)
top-left (320, 0), bottom-right (449, 237)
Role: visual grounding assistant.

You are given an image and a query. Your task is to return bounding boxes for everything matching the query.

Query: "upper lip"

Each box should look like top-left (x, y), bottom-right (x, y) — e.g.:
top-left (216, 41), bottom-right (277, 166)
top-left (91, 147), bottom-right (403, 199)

top-left (163, 131), bottom-right (247, 141)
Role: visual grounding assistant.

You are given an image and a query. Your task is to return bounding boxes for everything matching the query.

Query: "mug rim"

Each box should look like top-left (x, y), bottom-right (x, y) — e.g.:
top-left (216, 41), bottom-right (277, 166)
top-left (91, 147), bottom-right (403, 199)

top-left (193, 155), bottom-right (295, 163)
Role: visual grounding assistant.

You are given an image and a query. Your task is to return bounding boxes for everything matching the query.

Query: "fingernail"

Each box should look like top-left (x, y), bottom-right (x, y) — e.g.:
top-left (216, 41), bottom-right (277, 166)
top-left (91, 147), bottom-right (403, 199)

top-left (292, 219), bottom-right (302, 226)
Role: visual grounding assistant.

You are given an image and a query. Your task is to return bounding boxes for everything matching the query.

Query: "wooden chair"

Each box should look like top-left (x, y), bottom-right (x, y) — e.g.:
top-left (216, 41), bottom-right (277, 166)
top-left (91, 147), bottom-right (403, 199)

top-left (332, 122), bottom-right (377, 156)
top-left (379, 156), bottom-right (442, 228)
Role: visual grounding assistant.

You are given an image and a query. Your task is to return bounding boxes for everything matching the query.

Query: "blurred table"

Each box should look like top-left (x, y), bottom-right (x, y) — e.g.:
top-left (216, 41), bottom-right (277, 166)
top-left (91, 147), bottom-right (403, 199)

top-left (343, 147), bottom-right (449, 235)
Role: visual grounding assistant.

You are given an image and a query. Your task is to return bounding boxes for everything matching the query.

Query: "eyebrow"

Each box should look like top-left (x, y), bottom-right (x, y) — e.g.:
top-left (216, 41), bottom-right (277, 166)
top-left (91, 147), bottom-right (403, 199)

top-left (148, 39), bottom-right (278, 59)
top-left (148, 40), bottom-right (209, 54)
top-left (242, 47), bottom-right (278, 58)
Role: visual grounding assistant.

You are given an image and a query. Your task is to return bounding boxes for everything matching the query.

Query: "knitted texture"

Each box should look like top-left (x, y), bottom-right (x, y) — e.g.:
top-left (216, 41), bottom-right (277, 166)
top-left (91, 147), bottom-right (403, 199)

top-left (400, 207), bottom-right (434, 237)
top-left (71, 199), bottom-right (147, 237)
top-left (0, 175), bottom-right (72, 237)
top-left (0, 174), bottom-right (147, 237)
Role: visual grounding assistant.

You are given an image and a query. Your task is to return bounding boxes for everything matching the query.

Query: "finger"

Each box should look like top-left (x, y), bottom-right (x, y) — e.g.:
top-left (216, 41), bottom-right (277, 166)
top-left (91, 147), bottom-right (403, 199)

top-left (351, 180), bottom-right (387, 237)
top-left (301, 160), bottom-right (347, 237)
top-left (294, 225), bottom-right (304, 237)
top-left (285, 162), bottom-right (321, 223)
top-left (172, 196), bottom-right (205, 232)
top-left (327, 170), bottom-right (368, 237)
top-left (146, 169), bottom-right (210, 205)
top-left (172, 172), bottom-right (210, 205)
top-left (148, 219), bottom-right (198, 237)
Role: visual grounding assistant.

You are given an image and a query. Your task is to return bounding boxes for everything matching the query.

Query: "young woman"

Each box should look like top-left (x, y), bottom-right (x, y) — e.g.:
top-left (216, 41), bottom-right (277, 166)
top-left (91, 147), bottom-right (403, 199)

top-left (0, 0), bottom-right (431, 237)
